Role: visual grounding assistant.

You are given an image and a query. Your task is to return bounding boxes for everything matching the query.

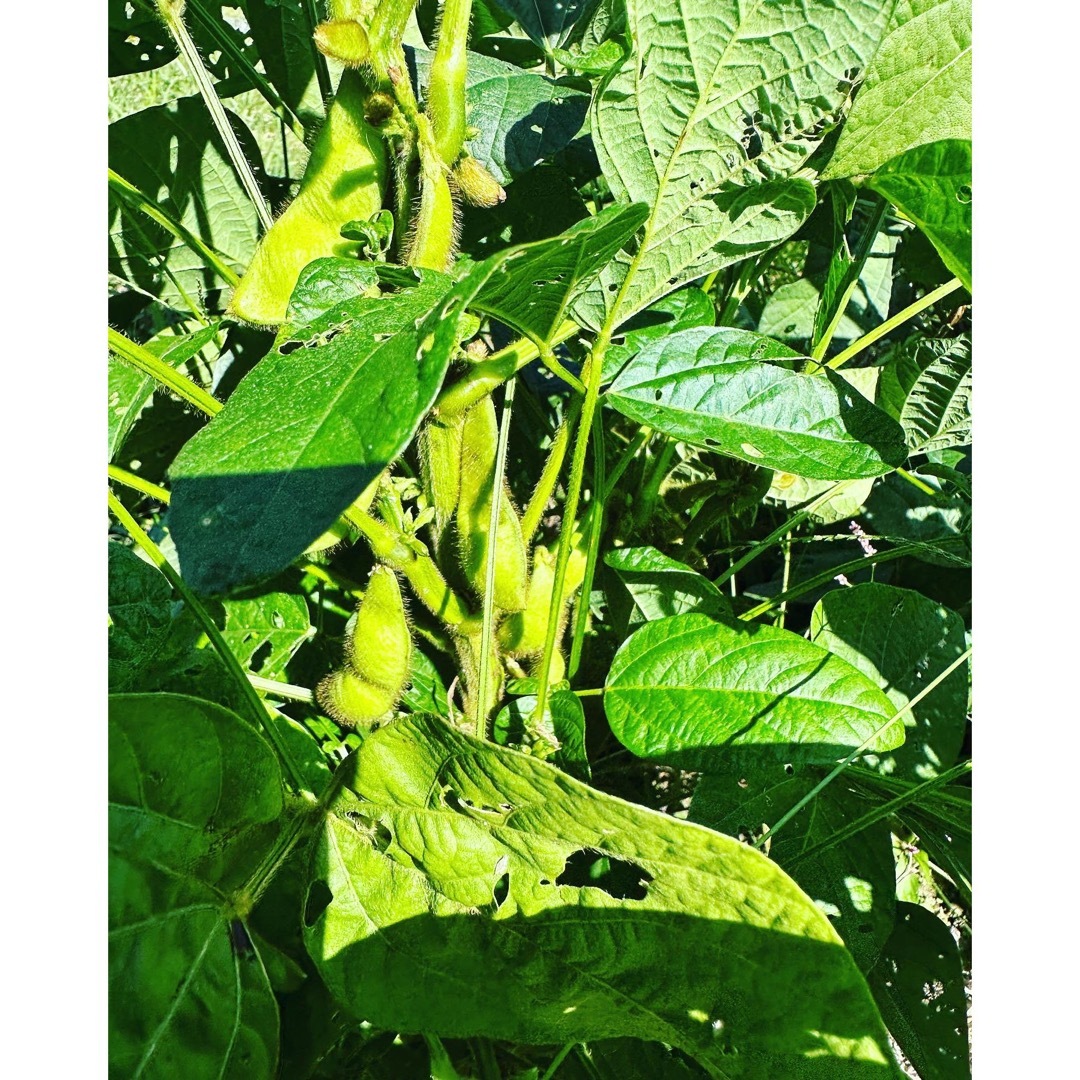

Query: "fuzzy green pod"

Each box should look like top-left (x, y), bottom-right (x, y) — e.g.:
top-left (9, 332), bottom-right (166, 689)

top-left (317, 669), bottom-right (397, 729)
top-left (499, 540), bottom-right (588, 657)
top-left (407, 166), bottom-right (459, 272)
top-left (228, 70), bottom-right (389, 327)
top-left (419, 415), bottom-right (464, 556)
top-left (452, 156), bottom-right (506, 208)
top-left (313, 19), bottom-right (371, 66)
top-left (456, 397), bottom-right (528, 611)
top-left (346, 565), bottom-right (412, 693)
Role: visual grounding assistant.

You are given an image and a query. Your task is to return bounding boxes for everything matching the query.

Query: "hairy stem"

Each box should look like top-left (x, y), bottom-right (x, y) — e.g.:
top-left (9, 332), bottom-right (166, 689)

top-left (521, 399), bottom-right (580, 541)
top-left (428, 0), bottom-right (473, 165)
top-left (108, 327), bottom-right (221, 417)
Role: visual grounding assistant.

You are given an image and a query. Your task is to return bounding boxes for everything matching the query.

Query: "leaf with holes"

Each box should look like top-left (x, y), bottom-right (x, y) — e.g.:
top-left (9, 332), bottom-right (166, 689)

top-left (108, 543), bottom-right (175, 692)
top-left (868, 140), bottom-right (972, 291)
top-left (469, 202), bottom-right (648, 345)
top-left (877, 334), bottom-right (971, 454)
top-left (690, 770), bottom-right (896, 973)
top-left (824, 0), bottom-right (971, 180)
top-left (109, 693), bottom-right (285, 1078)
top-left (606, 327), bottom-right (908, 480)
top-left (108, 0), bottom-right (177, 76)
top-left (303, 713), bottom-right (895, 1076)
top-left (604, 613), bottom-right (905, 769)
top-left (221, 591), bottom-right (312, 680)
top-left (109, 98), bottom-right (264, 311)
top-left (408, 47), bottom-right (590, 186)
top-left (869, 903), bottom-right (970, 1080)
top-left (575, 0), bottom-right (892, 329)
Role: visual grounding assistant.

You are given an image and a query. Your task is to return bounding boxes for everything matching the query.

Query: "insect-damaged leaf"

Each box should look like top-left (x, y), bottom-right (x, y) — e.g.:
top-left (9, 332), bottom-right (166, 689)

top-left (304, 714), bottom-right (896, 1077)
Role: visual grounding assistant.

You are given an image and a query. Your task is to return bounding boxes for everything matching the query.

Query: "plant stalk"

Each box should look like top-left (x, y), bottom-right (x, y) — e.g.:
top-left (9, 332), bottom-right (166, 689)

top-left (108, 327), bottom-right (221, 417)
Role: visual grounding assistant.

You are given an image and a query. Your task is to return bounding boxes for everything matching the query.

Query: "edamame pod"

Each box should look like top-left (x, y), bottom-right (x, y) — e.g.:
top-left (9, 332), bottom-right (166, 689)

top-left (317, 668), bottom-right (397, 729)
top-left (228, 70), bottom-right (389, 327)
top-left (456, 397), bottom-right (528, 612)
top-left (346, 565), bottom-right (412, 693)
top-left (419, 415), bottom-right (464, 556)
top-left (499, 540), bottom-right (588, 657)
top-left (452, 156), bottom-right (506, 208)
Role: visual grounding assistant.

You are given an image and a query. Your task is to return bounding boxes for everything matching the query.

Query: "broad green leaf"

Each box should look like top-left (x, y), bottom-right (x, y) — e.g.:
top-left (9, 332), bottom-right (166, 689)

top-left (759, 279), bottom-right (862, 346)
top-left (304, 714), bottom-right (896, 1076)
top-left (108, 322), bottom-right (221, 460)
top-left (766, 471), bottom-right (875, 526)
top-left (408, 47), bottom-right (590, 185)
top-left (862, 471), bottom-right (970, 568)
top-left (470, 202), bottom-right (648, 344)
top-left (810, 584), bottom-right (968, 780)
top-left (109, 0), bottom-right (177, 76)
top-left (877, 333), bottom-right (971, 456)
top-left (109, 543), bottom-right (174, 691)
top-left (605, 546), bottom-right (729, 626)
top-left (109, 693), bottom-right (285, 1078)
top-left (823, 0), bottom-right (971, 179)
top-left (559, 1039), bottom-right (707, 1080)
top-left (604, 613), bottom-right (904, 768)
top-left (579, 0), bottom-right (894, 328)
top-left (167, 271), bottom-right (454, 594)
top-left (601, 286), bottom-right (714, 383)
top-left (494, 689), bottom-right (590, 780)
top-left (109, 97), bottom-right (264, 310)
top-left (493, 0), bottom-right (599, 50)
top-left (284, 257), bottom-right (382, 326)
top-left (868, 904), bottom-right (970, 1080)
top-left (221, 591), bottom-right (313, 679)
top-left (868, 141), bottom-right (972, 291)
top-left (400, 646), bottom-right (451, 718)
top-left (243, 0), bottom-right (323, 124)
top-left (691, 771), bottom-right (896, 973)
top-left (606, 327), bottom-right (908, 480)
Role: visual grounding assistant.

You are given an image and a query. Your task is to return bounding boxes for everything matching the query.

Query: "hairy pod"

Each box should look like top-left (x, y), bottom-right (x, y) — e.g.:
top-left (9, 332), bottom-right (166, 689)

top-left (451, 156), bottom-right (506, 208)
top-left (228, 70), bottom-right (389, 327)
top-left (406, 166), bottom-right (459, 272)
top-left (313, 19), bottom-right (370, 66)
top-left (499, 541), bottom-right (588, 657)
top-left (317, 669), bottom-right (397, 730)
top-left (419, 415), bottom-right (464, 556)
top-left (456, 397), bottom-right (528, 612)
top-left (346, 565), bottom-right (412, 693)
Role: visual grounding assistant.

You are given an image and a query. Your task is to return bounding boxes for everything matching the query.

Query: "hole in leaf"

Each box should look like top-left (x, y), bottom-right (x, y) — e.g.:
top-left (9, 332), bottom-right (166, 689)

top-left (784, 763), bottom-right (795, 776)
top-left (279, 340), bottom-right (303, 355)
top-left (654, 389), bottom-right (663, 401)
top-left (957, 184), bottom-right (972, 204)
top-left (492, 871), bottom-right (510, 910)
top-left (342, 810), bottom-right (392, 851)
top-left (250, 640), bottom-right (272, 672)
top-left (555, 849), bottom-right (653, 900)
top-left (229, 919), bottom-right (254, 958)
top-left (303, 880), bottom-right (333, 927)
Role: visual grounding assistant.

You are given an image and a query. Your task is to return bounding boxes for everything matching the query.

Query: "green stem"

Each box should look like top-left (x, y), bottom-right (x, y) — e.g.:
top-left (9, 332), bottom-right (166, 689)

top-left (156, 0), bottom-right (274, 231)
top-left (476, 378), bottom-right (515, 737)
top-left (602, 427), bottom-right (649, 498)
top-left (435, 320), bottom-right (580, 417)
top-left (538, 343), bottom-right (586, 394)
top-left (521, 399), bottom-right (581, 541)
top-left (108, 491), bottom-right (308, 792)
top-left (186, 0), bottom-right (307, 142)
top-left (109, 168), bottom-right (240, 286)
top-left (632, 435), bottom-right (676, 532)
top-left (754, 649), bottom-right (971, 849)
top-left (777, 530), bottom-right (792, 630)
top-left (108, 464), bottom-right (170, 503)
top-left (896, 465), bottom-right (938, 497)
top-left (302, 0), bottom-right (333, 101)
top-left (428, 0), bottom-right (473, 165)
top-left (108, 327), bottom-right (221, 416)
top-left (247, 674), bottom-right (315, 704)
top-left (788, 760), bottom-right (972, 867)
top-left (569, 410), bottom-right (607, 677)
top-left (540, 1042), bottom-right (578, 1080)
top-left (811, 197), bottom-right (888, 362)
top-left (826, 278), bottom-right (963, 370)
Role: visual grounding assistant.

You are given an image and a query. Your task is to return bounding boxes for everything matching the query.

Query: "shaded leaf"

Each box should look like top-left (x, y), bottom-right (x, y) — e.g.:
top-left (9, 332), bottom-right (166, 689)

top-left (221, 591), bottom-right (312, 679)
top-left (868, 903), bottom-right (970, 1080)
top-left (606, 327), bottom-right (908, 480)
top-left (109, 0), bottom-right (177, 77)
top-left (604, 613), bottom-right (904, 768)
top-left (304, 714), bottom-right (895, 1076)
top-left (108, 543), bottom-right (174, 691)
top-left (493, 0), bottom-right (600, 50)
top-left (494, 689), bottom-right (590, 781)
top-left (824, 0), bottom-right (971, 180)
top-left (580, 0), bottom-right (893, 328)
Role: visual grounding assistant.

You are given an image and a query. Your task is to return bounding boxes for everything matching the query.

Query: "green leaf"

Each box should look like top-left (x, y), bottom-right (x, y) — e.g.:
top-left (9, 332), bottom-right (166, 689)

top-left (109, 97), bottom-right (264, 310)
top-left (691, 771), bottom-right (896, 973)
top-left (408, 47), bottom-right (590, 186)
top-left (759, 279), bottom-right (861, 347)
top-left (868, 903), bottom-right (970, 1080)
top-left (400, 646), bottom-right (451, 718)
top-left (493, 689), bottom-right (590, 780)
top-left (604, 546), bottom-right (729, 626)
top-left (604, 613), bottom-right (904, 768)
top-left (580, 0), bottom-right (894, 329)
top-left (469, 202), bottom-right (648, 344)
top-left (108, 323), bottom-right (222, 461)
top-left (109, 543), bottom-right (174, 692)
top-left (110, 693), bottom-right (285, 1078)
top-left (284, 257), bottom-right (382, 326)
top-left (493, 0), bottom-right (599, 50)
top-left (862, 471), bottom-right (970, 568)
top-left (559, 1039), bottom-right (707, 1080)
top-left (304, 714), bottom-right (896, 1076)
top-left (606, 327), bottom-right (908, 480)
top-left (823, 0), bottom-right (971, 180)
top-left (877, 333), bottom-right (971, 456)
top-left (868, 141), bottom-right (972, 291)
top-left (810, 584), bottom-right (968, 781)
top-left (221, 591), bottom-right (313, 679)
top-left (109, 0), bottom-right (177, 76)
top-left (167, 271), bottom-right (455, 594)
top-left (243, 0), bottom-right (323, 123)
top-left (600, 286), bottom-right (715, 383)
